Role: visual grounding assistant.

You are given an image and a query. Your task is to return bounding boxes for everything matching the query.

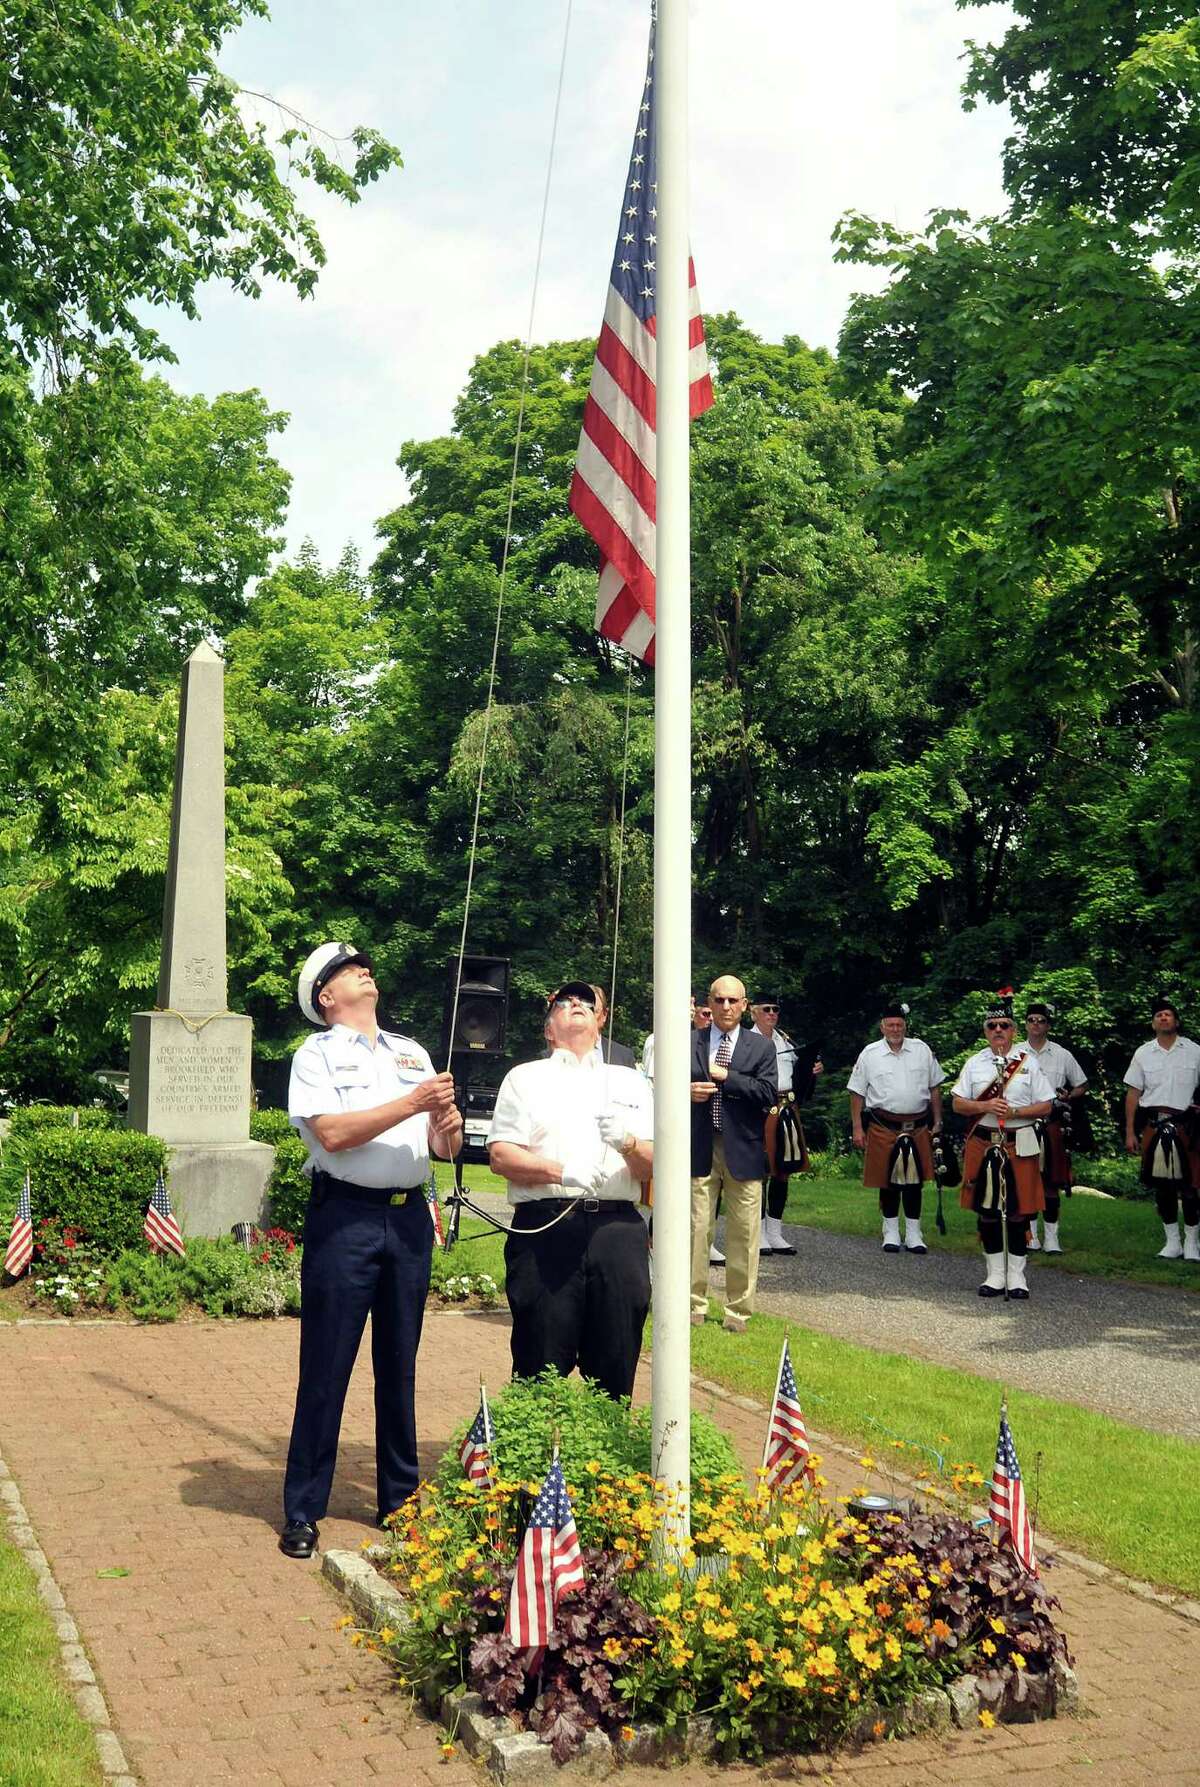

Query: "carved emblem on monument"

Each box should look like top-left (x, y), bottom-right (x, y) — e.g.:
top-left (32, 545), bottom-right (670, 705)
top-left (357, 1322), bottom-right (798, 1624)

top-left (184, 955), bottom-right (216, 993)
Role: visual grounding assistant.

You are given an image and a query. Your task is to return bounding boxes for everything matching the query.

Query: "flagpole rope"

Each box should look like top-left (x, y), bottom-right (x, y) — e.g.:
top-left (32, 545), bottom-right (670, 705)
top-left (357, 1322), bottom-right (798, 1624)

top-left (604, 653), bottom-right (635, 1057)
top-left (446, 0), bottom-right (576, 1066)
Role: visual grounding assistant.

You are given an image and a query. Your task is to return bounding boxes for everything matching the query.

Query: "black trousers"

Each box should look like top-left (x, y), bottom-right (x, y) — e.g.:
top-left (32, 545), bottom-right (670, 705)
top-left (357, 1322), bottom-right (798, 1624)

top-left (978, 1215), bottom-right (1028, 1255)
top-left (879, 1185), bottom-right (923, 1220)
top-left (284, 1183), bottom-right (432, 1526)
top-left (505, 1200), bottom-right (651, 1401)
top-left (761, 1175), bottom-right (789, 1220)
top-left (1156, 1185), bottom-right (1200, 1224)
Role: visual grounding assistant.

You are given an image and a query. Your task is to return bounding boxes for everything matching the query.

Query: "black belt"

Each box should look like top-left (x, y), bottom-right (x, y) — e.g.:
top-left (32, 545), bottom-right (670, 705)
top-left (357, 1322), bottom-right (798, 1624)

top-left (867, 1110), bottom-right (931, 1133)
top-left (311, 1168), bottom-right (420, 1207)
top-left (515, 1197), bottom-right (634, 1218)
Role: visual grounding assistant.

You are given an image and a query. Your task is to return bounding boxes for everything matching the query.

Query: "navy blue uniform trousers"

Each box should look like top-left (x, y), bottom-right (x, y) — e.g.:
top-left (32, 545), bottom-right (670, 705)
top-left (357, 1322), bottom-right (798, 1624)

top-left (284, 1185), bottom-right (432, 1526)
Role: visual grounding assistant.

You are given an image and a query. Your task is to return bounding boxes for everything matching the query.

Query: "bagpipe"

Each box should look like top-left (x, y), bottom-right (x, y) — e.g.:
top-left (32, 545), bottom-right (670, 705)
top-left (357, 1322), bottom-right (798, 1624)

top-left (968, 1054), bottom-right (1029, 1217)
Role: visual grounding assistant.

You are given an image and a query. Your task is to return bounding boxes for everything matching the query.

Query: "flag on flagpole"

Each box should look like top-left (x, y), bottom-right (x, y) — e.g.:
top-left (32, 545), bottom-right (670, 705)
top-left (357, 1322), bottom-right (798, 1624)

top-left (144, 1170), bottom-right (186, 1258)
top-left (568, 14), bottom-right (715, 665)
top-left (459, 1384), bottom-right (495, 1488)
top-left (989, 1406), bottom-right (1037, 1575)
top-left (4, 1171), bottom-right (33, 1279)
top-left (504, 1455), bottom-right (586, 1654)
top-left (761, 1338), bottom-right (810, 1492)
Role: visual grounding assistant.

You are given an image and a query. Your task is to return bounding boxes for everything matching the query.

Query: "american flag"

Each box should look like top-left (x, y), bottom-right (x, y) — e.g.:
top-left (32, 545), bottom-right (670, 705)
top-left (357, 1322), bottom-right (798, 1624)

top-left (144, 1170), bottom-right (186, 1258)
top-left (762, 1339), bottom-right (810, 1491)
top-left (4, 1172), bottom-right (33, 1279)
top-left (504, 1456), bottom-right (586, 1654)
top-left (990, 1409), bottom-right (1037, 1575)
top-left (459, 1386), bottom-right (495, 1488)
top-left (426, 1179), bottom-right (445, 1249)
top-left (568, 15), bottom-right (714, 664)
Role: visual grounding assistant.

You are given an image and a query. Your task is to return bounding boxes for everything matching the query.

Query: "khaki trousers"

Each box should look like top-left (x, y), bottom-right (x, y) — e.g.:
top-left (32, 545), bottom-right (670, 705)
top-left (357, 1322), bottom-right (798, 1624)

top-left (691, 1135), bottom-right (761, 1321)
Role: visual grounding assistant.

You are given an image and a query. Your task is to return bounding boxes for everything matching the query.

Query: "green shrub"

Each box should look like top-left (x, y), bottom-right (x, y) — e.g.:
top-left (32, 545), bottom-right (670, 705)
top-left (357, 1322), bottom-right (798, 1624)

top-left (106, 1235), bottom-right (302, 1321)
top-left (249, 1107), bottom-right (293, 1145)
top-left (265, 1133), bottom-right (310, 1234)
top-left (7, 1105), bottom-right (117, 1141)
top-left (436, 1369), bottom-right (740, 1508)
top-left (17, 1129), bottom-right (168, 1256)
top-left (1074, 1153), bottom-right (1147, 1200)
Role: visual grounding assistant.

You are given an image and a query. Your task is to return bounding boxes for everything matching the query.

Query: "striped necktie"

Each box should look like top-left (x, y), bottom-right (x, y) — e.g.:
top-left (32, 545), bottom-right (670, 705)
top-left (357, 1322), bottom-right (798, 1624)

top-left (711, 1032), bottom-right (732, 1130)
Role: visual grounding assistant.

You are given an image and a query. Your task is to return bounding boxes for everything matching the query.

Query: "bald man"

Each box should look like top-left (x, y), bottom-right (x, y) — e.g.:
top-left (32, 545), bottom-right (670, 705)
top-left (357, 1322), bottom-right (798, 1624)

top-left (689, 975), bottom-right (777, 1333)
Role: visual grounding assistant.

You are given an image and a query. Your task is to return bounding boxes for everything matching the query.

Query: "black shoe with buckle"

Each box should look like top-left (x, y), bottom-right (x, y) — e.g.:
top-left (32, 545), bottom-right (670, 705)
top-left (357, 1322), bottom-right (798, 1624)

top-left (279, 1519), bottom-right (319, 1559)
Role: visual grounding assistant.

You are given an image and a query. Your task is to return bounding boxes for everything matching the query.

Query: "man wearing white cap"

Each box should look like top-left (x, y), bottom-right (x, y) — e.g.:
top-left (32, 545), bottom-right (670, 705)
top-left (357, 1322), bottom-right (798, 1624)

top-left (279, 943), bottom-right (462, 1559)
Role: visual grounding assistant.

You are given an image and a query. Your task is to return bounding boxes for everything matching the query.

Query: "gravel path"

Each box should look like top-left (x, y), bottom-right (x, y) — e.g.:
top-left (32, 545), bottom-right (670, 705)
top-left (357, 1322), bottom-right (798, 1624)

top-left (742, 1220), bottom-right (1200, 1439)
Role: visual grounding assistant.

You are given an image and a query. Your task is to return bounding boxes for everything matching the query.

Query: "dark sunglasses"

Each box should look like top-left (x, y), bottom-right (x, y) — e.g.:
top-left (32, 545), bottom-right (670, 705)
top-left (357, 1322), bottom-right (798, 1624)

top-left (550, 995), bottom-right (595, 1011)
top-left (757, 1004), bottom-right (779, 1013)
top-left (985, 1020), bottom-right (1014, 1032)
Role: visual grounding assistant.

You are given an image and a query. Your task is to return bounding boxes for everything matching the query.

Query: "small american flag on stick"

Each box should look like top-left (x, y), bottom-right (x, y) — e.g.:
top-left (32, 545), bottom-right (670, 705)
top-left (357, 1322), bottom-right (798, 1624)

top-left (990, 1403), bottom-right (1037, 1575)
top-left (761, 1337), bottom-right (810, 1492)
top-left (4, 1171), bottom-right (33, 1279)
top-left (144, 1170), bottom-right (186, 1259)
top-left (568, 14), bottom-right (714, 664)
top-left (459, 1383), bottom-right (495, 1488)
top-left (504, 1455), bottom-right (585, 1657)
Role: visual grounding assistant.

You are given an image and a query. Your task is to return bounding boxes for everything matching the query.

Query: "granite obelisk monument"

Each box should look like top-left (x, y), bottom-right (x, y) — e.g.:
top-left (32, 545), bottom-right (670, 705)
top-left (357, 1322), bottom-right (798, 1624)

top-left (127, 643), bottom-right (273, 1233)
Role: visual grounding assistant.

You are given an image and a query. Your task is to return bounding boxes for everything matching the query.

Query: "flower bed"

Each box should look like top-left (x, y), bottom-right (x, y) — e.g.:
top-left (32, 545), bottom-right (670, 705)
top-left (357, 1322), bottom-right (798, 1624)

top-left (348, 1381), bottom-right (1073, 1766)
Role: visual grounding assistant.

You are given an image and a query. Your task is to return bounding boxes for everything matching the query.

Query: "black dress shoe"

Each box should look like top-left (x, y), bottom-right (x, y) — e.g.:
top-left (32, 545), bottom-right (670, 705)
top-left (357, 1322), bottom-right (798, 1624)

top-left (279, 1520), bottom-right (319, 1558)
top-left (773, 1240), bottom-right (797, 1256)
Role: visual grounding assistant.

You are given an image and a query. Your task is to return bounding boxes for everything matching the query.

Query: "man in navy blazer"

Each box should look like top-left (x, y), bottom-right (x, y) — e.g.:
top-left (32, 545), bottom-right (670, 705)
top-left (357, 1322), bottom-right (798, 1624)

top-left (690, 975), bottom-right (777, 1332)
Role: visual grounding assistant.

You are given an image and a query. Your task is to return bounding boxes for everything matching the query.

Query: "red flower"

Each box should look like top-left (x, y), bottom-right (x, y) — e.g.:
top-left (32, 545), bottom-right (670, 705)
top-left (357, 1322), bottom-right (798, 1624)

top-left (62, 1232), bottom-right (76, 1249)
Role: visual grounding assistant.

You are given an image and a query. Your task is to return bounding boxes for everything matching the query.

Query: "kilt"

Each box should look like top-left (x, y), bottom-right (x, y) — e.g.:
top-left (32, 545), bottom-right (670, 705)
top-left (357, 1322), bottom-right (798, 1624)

top-left (862, 1113), bottom-right (934, 1190)
top-left (960, 1131), bottom-right (1044, 1219)
top-left (1042, 1118), bottom-right (1072, 1190)
top-left (1139, 1111), bottom-right (1200, 1187)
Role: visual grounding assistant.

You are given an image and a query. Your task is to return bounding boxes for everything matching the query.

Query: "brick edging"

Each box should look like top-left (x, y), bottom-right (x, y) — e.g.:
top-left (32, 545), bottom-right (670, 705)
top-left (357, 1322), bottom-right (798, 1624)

top-left (0, 1439), bottom-right (136, 1784)
top-left (690, 1371), bottom-right (1200, 1628)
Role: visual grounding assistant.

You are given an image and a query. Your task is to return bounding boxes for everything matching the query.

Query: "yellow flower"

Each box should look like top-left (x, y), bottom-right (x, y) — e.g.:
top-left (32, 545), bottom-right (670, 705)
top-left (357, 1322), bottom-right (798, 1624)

top-left (780, 1668), bottom-right (806, 1689)
top-left (585, 1459), bottom-right (601, 1475)
top-left (602, 1638), bottom-right (624, 1662)
top-left (885, 1636), bottom-right (901, 1662)
top-left (661, 1591), bottom-right (681, 1612)
top-left (848, 1632), bottom-right (869, 1663)
top-left (979, 1709), bottom-right (996, 1729)
top-left (776, 1553), bottom-right (795, 1575)
top-left (864, 1650), bottom-right (882, 1671)
top-left (872, 1719), bottom-right (887, 1739)
top-left (858, 1455), bottom-right (876, 1470)
top-left (334, 1615), bottom-right (354, 1630)
top-left (773, 1645), bottom-right (794, 1666)
top-left (441, 1741), bottom-right (456, 1761)
top-left (989, 1616), bottom-right (1006, 1635)
top-left (1012, 1652), bottom-right (1026, 1670)
top-left (980, 1638), bottom-right (996, 1658)
top-left (736, 1681), bottom-right (753, 1700)
top-left (379, 1626), bottom-right (395, 1644)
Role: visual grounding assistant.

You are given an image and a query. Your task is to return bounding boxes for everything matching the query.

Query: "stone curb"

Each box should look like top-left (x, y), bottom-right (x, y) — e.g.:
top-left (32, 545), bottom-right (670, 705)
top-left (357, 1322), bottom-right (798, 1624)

top-left (690, 1371), bottom-right (1200, 1628)
top-left (322, 1543), bottom-right (1076, 1779)
top-left (0, 1445), bottom-right (134, 1785)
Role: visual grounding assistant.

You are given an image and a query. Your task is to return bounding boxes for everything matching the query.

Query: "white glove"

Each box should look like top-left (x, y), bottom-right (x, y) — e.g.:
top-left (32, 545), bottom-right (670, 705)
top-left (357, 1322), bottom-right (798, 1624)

top-left (597, 1109), bottom-right (632, 1151)
top-left (560, 1152), bottom-right (607, 1195)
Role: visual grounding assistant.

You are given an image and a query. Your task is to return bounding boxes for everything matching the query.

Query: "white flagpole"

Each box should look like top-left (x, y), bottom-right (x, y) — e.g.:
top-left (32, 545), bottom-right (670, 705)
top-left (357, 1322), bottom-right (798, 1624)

top-left (651, 0), bottom-right (693, 1547)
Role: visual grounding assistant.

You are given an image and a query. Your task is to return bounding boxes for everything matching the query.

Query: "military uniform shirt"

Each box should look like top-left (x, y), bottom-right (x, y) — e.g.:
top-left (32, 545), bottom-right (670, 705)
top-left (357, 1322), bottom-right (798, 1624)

top-left (488, 1049), bottom-right (653, 1205)
top-left (1123, 1036), bottom-right (1200, 1109)
top-left (952, 1047), bottom-right (1054, 1130)
top-left (847, 1037), bottom-right (945, 1110)
top-left (288, 1023), bottom-right (435, 1188)
top-left (1017, 1038), bottom-right (1087, 1096)
top-left (756, 1027), bottom-right (797, 1094)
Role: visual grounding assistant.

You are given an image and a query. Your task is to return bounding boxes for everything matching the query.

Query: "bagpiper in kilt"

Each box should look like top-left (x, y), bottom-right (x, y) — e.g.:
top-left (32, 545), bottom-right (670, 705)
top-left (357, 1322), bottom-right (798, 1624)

top-left (951, 993), bottom-right (1055, 1301)
top-left (1123, 998), bottom-right (1200, 1264)
top-left (847, 1003), bottom-right (945, 1256)
top-left (1017, 1001), bottom-right (1088, 1256)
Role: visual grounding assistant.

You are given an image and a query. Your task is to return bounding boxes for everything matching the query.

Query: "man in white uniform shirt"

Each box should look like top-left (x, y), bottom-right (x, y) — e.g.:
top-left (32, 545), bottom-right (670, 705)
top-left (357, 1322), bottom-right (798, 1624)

top-left (1016, 1001), bottom-right (1087, 1254)
top-left (952, 1001), bottom-right (1054, 1299)
top-left (488, 981), bottom-right (653, 1397)
top-left (1123, 998), bottom-right (1200, 1262)
top-left (751, 993), bottom-right (822, 1256)
top-left (281, 943), bottom-right (462, 1559)
top-left (847, 1003), bottom-right (944, 1255)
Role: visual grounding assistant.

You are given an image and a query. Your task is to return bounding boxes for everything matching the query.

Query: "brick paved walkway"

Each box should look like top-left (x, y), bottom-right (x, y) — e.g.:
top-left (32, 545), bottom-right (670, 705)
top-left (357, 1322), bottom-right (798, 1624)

top-left (1, 1309), bottom-right (1197, 1785)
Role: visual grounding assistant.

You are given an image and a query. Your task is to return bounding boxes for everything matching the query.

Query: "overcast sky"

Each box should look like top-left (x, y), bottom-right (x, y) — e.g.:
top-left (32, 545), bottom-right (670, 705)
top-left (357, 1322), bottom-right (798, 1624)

top-left (158, 0), bottom-right (1014, 569)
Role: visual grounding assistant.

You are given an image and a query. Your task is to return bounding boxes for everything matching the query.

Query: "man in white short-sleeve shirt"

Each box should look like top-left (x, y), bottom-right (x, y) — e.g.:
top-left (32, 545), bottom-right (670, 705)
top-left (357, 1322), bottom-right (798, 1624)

top-left (847, 1003), bottom-right (945, 1256)
top-left (279, 943), bottom-right (462, 1560)
top-left (1016, 1001), bottom-right (1088, 1254)
top-left (488, 980), bottom-right (653, 1398)
top-left (1123, 998), bottom-right (1200, 1262)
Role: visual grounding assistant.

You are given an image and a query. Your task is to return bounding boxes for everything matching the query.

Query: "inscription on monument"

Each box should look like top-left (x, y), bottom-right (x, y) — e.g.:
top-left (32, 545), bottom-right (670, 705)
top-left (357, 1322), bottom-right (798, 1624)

top-left (154, 1042), bottom-right (248, 1118)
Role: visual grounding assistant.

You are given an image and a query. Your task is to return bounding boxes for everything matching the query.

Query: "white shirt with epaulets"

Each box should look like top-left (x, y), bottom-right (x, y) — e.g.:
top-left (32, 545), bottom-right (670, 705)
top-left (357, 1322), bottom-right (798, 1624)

top-left (1123, 1036), bottom-right (1200, 1110)
top-left (952, 1047), bottom-right (1054, 1130)
top-left (288, 1023), bottom-right (435, 1189)
top-left (1016, 1038), bottom-right (1087, 1095)
top-left (846, 1037), bottom-right (945, 1110)
top-left (755, 1026), bottom-right (797, 1094)
top-left (487, 1048), bottom-right (653, 1206)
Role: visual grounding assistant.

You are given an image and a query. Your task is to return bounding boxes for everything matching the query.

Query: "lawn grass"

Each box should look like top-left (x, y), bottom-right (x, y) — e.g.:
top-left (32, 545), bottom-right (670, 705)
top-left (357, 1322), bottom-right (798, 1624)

top-left (0, 1535), bottom-right (103, 1786)
top-left (680, 1306), bottom-right (1200, 1598)
top-left (786, 1170), bottom-right (1200, 1292)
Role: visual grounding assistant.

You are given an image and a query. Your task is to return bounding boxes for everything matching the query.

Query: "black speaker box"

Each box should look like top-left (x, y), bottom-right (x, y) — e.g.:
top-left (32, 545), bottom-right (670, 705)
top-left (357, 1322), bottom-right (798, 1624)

top-left (441, 956), bottom-right (510, 1061)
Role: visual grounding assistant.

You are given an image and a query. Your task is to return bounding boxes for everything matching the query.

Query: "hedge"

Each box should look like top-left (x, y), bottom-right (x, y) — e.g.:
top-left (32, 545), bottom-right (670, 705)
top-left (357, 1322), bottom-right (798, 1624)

top-left (13, 1129), bottom-right (169, 1256)
top-left (7, 1106), bottom-right (117, 1142)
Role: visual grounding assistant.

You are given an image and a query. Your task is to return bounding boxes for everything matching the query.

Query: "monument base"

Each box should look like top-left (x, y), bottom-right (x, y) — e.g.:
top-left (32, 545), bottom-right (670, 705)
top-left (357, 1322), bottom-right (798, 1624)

top-left (167, 1141), bottom-right (275, 1238)
top-left (128, 1010), bottom-right (255, 1145)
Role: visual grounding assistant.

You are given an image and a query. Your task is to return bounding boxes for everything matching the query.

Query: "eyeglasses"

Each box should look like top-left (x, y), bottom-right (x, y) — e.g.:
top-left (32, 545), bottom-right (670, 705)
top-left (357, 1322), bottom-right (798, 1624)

top-left (696, 1007), bottom-right (712, 1018)
top-left (984, 1021), bottom-right (1014, 1032)
top-left (550, 996), bottom-right (594, 1011)
top-left (711, 996), bottom-right (744, 1005)
top-left (1027, 1016), bottom-right (1048, 1024)
top-left (757, 1005), bottom-right (779, 1014)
